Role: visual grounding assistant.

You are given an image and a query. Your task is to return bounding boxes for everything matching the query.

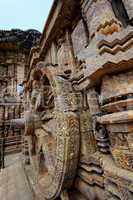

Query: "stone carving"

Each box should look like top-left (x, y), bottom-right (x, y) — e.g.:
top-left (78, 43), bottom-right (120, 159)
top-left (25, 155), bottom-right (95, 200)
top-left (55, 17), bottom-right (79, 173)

top-left (83, 0), bottom-right (121, 38)
top-left (122, 0), bottom-right (133, 21)
top-left (24, 66), bottom-right (80, 199)
top-left (71, 19), bottom-right (88, 56)
top-left (21, 0), bottom-right (133, 199)
top-left (97, 72), bottom-right (133, 171)
top-left (0, 29), bottom-right (40, 156)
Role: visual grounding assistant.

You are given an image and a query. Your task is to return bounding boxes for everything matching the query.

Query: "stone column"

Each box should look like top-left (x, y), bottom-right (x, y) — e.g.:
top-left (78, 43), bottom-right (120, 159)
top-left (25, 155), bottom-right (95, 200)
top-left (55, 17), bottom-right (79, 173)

top-left (87, 88), bottom-right (110, 153)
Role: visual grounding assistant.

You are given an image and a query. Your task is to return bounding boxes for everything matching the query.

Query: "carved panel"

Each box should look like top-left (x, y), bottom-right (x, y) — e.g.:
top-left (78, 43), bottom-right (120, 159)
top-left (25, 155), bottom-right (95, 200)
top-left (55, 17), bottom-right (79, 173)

top-left (80, 110), bottom-right (97, 162)
top-left (71, 19), bottom-right (88, 56)
top-left (99, 71), bottom-right (133, 171)
top-left (103, 155), bottom-right (133, 200)
top-left (84, 0), bottom-right (121, 38)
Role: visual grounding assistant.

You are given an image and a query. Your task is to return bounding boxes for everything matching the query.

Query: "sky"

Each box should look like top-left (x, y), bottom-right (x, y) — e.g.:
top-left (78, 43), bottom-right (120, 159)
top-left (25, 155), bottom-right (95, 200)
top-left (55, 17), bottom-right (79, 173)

top-left (0, 0), bottom-right (54, 32)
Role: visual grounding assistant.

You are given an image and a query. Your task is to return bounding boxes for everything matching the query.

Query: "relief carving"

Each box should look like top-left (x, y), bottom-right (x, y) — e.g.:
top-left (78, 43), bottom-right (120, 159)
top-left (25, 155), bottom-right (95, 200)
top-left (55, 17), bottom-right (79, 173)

top-left (21, 0), bottom-right (133, 199)
top-left (98, 72), bottom-right (133, 171)
top-left (24, 66), bottom-right (80, 199)
top-left (84, 0), bottom-right (122, 38)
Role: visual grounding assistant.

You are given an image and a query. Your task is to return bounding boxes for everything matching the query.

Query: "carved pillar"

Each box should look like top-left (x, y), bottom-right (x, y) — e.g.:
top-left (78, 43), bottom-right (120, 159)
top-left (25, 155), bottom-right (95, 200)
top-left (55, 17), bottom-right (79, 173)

top-left (87, 88), bottom-right (110, 153)
top-left (80, 109), bottom-right (97, 162)
top-left (87, 88), bottom-right (100, 116)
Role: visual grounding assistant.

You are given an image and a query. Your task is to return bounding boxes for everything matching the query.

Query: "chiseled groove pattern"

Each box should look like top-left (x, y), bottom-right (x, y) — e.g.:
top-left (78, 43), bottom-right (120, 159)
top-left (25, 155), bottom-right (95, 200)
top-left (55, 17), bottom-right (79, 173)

top-left (98, 29), bottom-right (133, 55)
top-left (99, 37), bottom-right (133, 55)
top-left (98, 31), bottom-right (133, 49)
top-left (97, 19), bottom-right (120, 32)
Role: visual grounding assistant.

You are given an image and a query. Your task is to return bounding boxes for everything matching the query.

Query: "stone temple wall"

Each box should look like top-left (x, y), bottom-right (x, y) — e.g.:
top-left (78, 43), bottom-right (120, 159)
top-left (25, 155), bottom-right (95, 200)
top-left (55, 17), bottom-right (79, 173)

top-left (0, 29), bottom-right (41, 155)
top-left (23, 0), bottom-right (133, 199)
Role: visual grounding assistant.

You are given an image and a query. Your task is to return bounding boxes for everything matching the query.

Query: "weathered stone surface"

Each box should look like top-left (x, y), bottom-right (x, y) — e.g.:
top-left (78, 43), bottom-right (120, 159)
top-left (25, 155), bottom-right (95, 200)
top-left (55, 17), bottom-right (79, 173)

top-left (0, 154), bottom-right (34, 200)
top-left (24, 67), bottom-right (80, 199)
top-left (123, 0), bottom-right (133, 20)
top-left (71, 19), bottom-right (88, 56)
top-left (0, 29), bottom-right (40, 158)
top-left (1, 0), bottom-right (133, 200)
top-left (84, 0), bottom-right (121, 38)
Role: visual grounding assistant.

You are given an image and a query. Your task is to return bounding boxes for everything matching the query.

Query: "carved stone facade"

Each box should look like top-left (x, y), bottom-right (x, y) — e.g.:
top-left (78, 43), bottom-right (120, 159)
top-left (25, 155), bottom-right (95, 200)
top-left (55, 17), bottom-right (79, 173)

top-left (23, 0), bottom-right (133, 199)
top-left (0, 29), bottom-right (40, 155)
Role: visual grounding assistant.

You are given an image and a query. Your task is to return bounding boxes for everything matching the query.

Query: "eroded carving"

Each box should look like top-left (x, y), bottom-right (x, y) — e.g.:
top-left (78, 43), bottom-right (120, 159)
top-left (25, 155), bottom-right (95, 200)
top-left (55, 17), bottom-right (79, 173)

top-left (24, 66), bottom-right (80, 199)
